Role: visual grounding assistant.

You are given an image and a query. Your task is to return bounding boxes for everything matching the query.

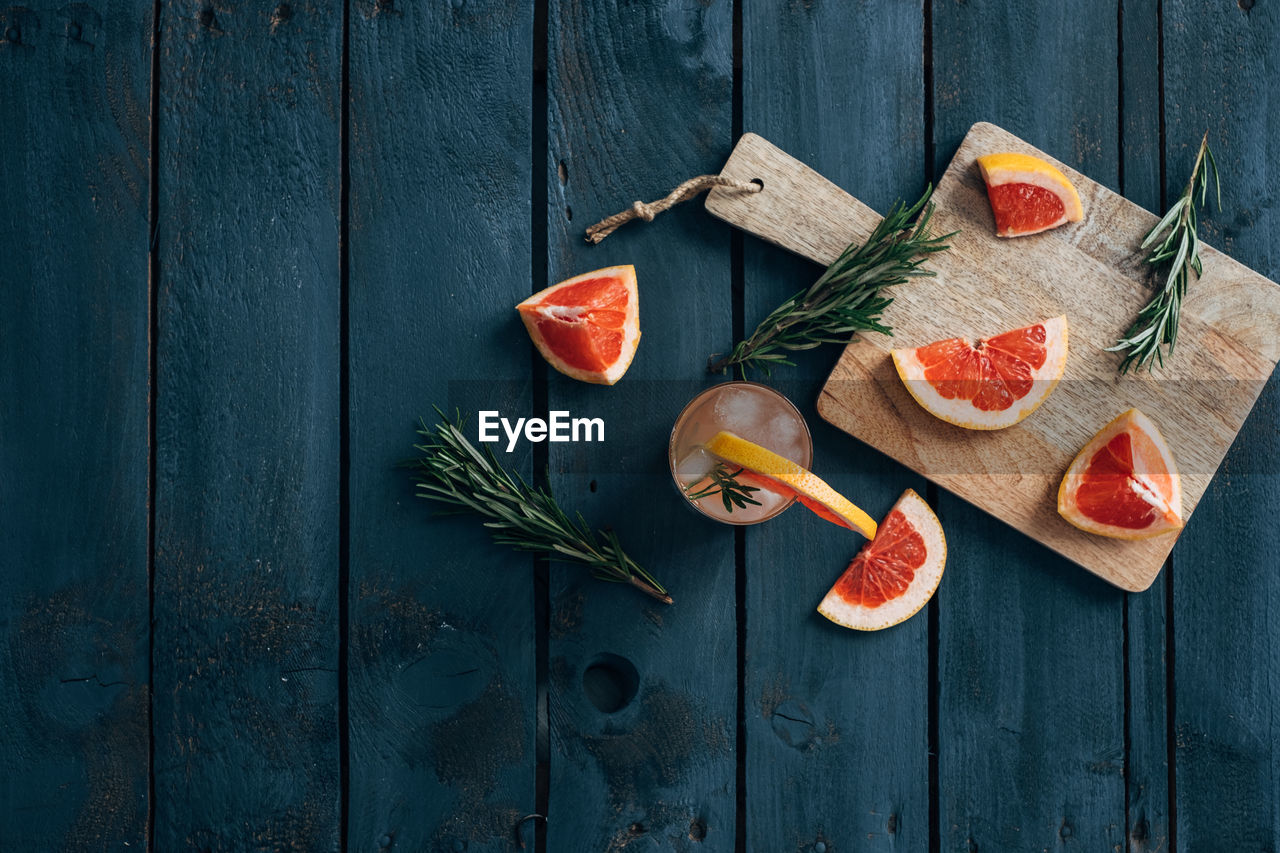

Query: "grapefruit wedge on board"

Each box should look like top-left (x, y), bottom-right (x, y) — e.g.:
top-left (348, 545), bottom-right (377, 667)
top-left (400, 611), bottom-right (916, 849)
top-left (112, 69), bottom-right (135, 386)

top-left (704, 430), bottom-right (877, 539)
top-left (891, 315), bottom-right (1068, 430)
top-left (818, 489), bottom-right (946, 631)
top-left (516, 265), bottom-right (640, 385)
top-left (977, 152), bottom-right (1084, 237)
top-left (1058, 409), bottom-right (1183, 540)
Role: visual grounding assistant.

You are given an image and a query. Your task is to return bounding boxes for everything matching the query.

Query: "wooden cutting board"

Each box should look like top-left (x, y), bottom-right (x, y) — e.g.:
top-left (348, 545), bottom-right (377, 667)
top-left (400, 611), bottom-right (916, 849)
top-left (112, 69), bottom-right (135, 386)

top-left (705, 123), bottom-right (1280, 591)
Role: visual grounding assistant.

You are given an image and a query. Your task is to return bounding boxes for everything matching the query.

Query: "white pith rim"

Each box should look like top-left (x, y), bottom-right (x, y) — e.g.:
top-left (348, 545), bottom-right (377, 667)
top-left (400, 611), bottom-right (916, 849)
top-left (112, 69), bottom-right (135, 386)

top-left (977, 155), bottom-right (1085, 221)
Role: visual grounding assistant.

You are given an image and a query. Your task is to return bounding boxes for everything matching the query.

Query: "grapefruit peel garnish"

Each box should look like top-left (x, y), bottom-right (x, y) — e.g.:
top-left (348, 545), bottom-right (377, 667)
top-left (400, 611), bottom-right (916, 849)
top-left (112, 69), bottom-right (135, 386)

top-left (704, 431), bottom-right (877, 539)
top-left (818, 489), bottom-right (946, 631)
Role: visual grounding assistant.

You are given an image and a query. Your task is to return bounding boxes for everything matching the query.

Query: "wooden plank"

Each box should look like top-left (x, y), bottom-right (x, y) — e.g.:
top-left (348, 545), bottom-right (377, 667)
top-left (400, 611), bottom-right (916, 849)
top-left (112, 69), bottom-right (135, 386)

top-left (714, 123), bottom-right (1280, 592)
top-left (346, 1), bottom-right (537, 849)
top-left (929, 3), bottom-right (1127, 849)
top-left (738, 1), bottom-right (931, 849)
top-left (706, 133), bottom-right (881, 266)
top-left (152, 2), bottom-right (341, 847)
top-left (544, 1), bottom-right (737, 848)
top-left (0, 3), bottom-right (151, 848)
top-left (1163, 2), bottom-right (1280, 848)
top-left (1120, 1), bottom-right (1171, 847)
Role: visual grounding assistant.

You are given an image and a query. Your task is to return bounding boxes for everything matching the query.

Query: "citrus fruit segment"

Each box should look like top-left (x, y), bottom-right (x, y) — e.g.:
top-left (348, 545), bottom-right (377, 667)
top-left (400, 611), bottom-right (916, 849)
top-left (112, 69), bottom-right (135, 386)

top-left (1058, 409), bottom-right (1183, 540)
top-left (977, 152), bottom-right (1084, 237)
top-left (891, 315), bottom-right (1068, 430)
top-left (704, 430), bottom-right (877, 539)
top-left (817, 489), bottom-right (946, 631)
top-left (516, 265), bottom-right (640, 385)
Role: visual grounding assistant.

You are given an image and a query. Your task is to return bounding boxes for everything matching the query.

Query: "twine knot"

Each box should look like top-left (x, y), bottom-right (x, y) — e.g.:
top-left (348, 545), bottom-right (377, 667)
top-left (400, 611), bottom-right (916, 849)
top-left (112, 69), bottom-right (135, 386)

top-left (631, 199), bottom-right (656, 222)
top-left (585, 174), bottom-right (761, 244)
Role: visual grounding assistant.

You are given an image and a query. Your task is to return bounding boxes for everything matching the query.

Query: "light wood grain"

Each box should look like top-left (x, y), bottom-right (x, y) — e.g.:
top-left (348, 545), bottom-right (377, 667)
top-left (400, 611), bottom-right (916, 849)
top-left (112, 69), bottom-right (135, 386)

top-left (708, 132), bottom-right (883, 264)
top-left (707, 124), bottom-right (1280, 591)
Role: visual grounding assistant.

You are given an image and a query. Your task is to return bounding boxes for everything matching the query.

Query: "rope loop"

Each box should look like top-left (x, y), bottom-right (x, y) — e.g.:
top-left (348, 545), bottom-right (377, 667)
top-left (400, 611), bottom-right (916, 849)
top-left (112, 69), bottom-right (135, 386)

top-left (585, 174), bottom-right (761, 244)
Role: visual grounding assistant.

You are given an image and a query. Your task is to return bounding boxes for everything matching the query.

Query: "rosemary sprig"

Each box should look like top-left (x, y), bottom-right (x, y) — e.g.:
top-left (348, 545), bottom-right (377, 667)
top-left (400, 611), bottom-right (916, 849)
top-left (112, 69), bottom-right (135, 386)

top-left (683, 462), bottom-right (761, 513)
top-left (708, 186), bottom-right (952, 376)
top-left (1108, 131), bottom-right (1221, 373)
top-left (409, 410), bottom-right (672, 605)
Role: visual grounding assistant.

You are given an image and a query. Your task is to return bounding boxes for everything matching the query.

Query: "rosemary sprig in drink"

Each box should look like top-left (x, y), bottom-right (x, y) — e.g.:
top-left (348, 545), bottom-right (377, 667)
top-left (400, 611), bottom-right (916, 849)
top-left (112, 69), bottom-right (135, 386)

top-left (708, 186), bottom-right (952, 376)
top-left (1108, 132), bottom-right (1221, 373)
top-left (410, 411), bottom-right (671, 604)
top-left (684, 461), bottom-right (762, 513)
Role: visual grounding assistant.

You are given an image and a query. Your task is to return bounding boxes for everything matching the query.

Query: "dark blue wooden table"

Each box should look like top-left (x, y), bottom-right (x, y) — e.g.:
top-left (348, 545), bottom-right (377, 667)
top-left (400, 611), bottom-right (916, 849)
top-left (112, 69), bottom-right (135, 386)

top-left (4, 1), bottom-right (1278, 850)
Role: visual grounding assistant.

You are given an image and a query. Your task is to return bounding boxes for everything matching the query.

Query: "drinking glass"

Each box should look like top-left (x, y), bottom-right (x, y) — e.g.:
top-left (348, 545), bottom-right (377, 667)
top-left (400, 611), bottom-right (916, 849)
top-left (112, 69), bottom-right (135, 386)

top-left (668, 381), bottom-right (813, 525)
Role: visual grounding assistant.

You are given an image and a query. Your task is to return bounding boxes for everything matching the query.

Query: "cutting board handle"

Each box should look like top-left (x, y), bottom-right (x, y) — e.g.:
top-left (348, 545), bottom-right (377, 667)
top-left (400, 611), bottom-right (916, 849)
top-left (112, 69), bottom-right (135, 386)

top-left (704, 133), bottom-right (884, 267)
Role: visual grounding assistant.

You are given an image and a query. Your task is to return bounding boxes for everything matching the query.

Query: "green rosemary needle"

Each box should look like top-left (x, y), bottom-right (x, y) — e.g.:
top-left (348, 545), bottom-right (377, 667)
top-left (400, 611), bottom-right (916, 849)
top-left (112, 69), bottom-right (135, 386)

top-left (409, 411), bottom-right (672, 605)
top-left (708, 186), bottom-right (952, 376)
top-left (683, 462), bottom-right (761, 513)
top-left (1108, 131), bottom-right (1221, 373)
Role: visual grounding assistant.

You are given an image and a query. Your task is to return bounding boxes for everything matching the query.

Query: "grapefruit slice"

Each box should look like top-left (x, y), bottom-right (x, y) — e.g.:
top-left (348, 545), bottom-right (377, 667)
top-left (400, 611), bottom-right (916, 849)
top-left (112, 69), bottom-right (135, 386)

top-left (704, 431), bottom-right (877, 539)
top-left (977, 152), bottom-right (1085, 237)
top-left (1058, 409), bottom-right (1183, 540)
top-left (516, 265), bottom-right (640, 385)
top-left (818, 489), bottom-right (945, 631)
top-left (891, 315), bottom-right (1068, 430)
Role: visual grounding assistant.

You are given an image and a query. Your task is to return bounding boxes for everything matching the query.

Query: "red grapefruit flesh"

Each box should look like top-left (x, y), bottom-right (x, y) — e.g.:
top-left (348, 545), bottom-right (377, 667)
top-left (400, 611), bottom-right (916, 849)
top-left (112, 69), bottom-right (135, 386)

top-left (1058, 409), bottom-right (1183, 540)
top-left (977, 152), bottom-right (1085, 237)
top-left (891, 315), bottom-right (1069, 430)
top-left (987, 184), bottom-right (1066, 235)
top-left (516, 265), bottom-right (640, 385)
